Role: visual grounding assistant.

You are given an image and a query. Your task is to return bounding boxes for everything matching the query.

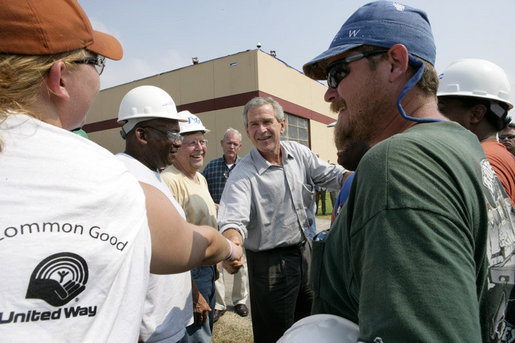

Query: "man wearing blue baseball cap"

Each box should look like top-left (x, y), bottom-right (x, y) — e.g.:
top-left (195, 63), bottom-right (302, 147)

top-left (304, 1), bottom-right (515, 342)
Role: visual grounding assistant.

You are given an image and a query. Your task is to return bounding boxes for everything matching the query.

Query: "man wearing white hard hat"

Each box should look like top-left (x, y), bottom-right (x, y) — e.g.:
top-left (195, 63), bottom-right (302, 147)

top-left (161, 112), bottom-right (220, 343)
top-left (116, 86), bottom-right (242, 343)
top-left (438, 58), bottom-right (515, 205)
top-left (438, 59), bottom-right (515, 341)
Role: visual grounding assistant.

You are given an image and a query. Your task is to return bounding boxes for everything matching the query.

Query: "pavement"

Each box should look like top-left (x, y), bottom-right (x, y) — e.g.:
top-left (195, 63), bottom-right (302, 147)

top-left (315, 217), bottom-right (331, 232)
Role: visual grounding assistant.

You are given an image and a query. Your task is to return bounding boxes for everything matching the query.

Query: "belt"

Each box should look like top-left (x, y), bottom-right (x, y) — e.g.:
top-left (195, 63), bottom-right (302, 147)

top-left (249, 240), bottom-right (307, 254)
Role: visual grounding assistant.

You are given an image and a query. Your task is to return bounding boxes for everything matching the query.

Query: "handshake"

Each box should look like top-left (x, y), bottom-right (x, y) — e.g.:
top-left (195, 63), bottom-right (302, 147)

top-left (222, 230), bottom-right (245, 274)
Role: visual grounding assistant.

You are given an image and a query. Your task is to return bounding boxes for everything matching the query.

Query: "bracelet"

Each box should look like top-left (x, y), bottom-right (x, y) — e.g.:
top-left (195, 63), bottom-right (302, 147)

top-left (224, 238), bottom-right (235, 261)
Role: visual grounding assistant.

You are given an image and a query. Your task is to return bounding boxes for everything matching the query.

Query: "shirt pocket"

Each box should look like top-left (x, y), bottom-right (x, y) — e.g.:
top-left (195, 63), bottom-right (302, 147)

top-left (301, 183), bottom-right (316, 205)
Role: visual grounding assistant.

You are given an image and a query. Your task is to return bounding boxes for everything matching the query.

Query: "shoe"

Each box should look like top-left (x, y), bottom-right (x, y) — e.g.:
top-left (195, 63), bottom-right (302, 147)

top-left (213, 309), bottom-right (226, 323)
top-left (234, 304), bottom-right (249, 317)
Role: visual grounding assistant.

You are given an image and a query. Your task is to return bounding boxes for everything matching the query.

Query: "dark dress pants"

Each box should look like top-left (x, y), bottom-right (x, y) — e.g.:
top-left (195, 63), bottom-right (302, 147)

top-left (246, 240), bottom-right (313, 343)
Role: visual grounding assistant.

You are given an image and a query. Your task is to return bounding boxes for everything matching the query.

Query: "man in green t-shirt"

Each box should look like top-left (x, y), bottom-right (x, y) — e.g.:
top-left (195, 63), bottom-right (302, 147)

top-left (302, 1), bottom-right (515, 342)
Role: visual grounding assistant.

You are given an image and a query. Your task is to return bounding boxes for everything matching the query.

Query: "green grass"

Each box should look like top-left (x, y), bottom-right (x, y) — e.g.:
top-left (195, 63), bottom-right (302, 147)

top-left (315, 190), bottom-right (334, 221)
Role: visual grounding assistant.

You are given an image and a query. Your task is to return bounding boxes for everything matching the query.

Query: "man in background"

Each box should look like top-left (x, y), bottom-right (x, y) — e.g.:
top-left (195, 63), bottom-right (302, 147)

top-left (500, 122), bottom-right (515, 156)
top-left (203, 128), bottom-right (250, 322)
top-left (438, 58), bottom-right (515, 205)
top-left (162, 112), bottom-right (218, 342)
top-left (116, 86), bottom-right (193, 343)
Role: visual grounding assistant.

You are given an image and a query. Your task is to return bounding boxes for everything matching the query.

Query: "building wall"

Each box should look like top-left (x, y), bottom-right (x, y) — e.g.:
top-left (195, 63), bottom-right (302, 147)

top-left (85, 49), bottom-right (338, 164)
top-left (255, 52), bottom-right (337, 163)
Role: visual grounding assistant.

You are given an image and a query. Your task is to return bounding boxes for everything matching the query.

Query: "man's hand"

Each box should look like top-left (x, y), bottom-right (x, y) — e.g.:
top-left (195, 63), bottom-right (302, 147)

top-left (192, 282), bottom-right (211, 326)
top-left (228, 241), bottom-right (243, 261)
top-left (222, 256), bottom-right (244, 274)
top-left (215, 262), bottom-right (221, 280)
top-left (222, 228), bottom-right (244, 274)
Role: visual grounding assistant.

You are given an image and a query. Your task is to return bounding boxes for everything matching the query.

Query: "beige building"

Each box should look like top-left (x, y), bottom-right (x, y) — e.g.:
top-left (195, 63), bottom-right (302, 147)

top-left (85, 49), bottom-right (338, 164)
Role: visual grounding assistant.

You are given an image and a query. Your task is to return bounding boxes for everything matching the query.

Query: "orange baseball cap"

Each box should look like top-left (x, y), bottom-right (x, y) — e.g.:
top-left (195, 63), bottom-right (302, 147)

top-left (0, 0), bottom-right (123, 60)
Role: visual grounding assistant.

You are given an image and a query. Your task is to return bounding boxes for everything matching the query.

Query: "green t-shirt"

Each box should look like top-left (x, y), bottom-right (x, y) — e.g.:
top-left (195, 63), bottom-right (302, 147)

top-left (311, 122), bottom-right (515, 342)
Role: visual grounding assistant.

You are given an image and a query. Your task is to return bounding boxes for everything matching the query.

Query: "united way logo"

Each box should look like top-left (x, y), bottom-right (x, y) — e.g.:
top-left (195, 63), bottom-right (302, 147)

top-left (26, 252), bottom-right (89, 307)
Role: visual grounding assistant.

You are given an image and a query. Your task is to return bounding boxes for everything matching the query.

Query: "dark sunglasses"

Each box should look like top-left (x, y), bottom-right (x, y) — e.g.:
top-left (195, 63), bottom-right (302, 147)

top-left (326, 49), bottom-right (389, 88)
top-left (73, 55), bottom-right (106, 75)
top-left (499, 134), bottom-right (515, 140)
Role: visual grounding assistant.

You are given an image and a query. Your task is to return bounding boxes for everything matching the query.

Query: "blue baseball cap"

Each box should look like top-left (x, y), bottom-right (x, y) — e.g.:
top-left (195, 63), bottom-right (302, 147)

top-left (303, 1), bottom-right (436, 80)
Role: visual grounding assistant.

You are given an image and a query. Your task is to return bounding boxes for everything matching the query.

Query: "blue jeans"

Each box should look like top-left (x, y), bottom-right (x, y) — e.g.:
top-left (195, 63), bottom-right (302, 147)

top-left (179, 266), bottom-right (216, 343)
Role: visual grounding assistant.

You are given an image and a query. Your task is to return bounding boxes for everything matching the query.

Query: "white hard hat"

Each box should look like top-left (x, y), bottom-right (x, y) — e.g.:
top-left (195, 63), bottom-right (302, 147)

top-left (117, 85), bottom-right (186, 138)
top-left (437, 58), bottom-right (513, 110)
top-left (179, 111), bottom-right (210, 134)
top-left (277, 314), bottom-right (359, 343)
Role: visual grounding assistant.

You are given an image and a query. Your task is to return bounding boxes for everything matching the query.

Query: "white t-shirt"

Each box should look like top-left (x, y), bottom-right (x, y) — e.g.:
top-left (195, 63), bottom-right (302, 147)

top-left (0, 114), bottom-right (151, 342)
top-left (117, 153), bottom-right (193, 343)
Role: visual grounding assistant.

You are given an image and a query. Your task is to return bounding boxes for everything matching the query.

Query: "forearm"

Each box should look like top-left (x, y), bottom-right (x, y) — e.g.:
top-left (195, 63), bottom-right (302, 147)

top-left (141, 182), bottom-right (240, 274)
top-left (190, 224), bottom-right (236, 266)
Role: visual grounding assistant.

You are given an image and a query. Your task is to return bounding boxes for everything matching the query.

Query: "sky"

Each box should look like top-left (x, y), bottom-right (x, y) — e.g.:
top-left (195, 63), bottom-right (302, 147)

top-left (81, 0), bottom-right (515, 105)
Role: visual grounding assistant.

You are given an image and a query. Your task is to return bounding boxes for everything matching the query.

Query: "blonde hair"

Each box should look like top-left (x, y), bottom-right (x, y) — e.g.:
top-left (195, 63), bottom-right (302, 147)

top-left (0, 49), bottom-right (87, 117)
top-left (0, 49), bottom-right (87, 151)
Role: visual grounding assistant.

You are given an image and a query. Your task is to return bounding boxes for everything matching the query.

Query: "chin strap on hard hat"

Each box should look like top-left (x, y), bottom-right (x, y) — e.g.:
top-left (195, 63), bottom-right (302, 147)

top-left (397, 55), bottom-right (442, 124)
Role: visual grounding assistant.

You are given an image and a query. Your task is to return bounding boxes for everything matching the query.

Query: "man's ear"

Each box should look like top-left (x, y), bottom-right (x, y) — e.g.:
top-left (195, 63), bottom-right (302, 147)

top-left (470, 104), bottom-right (487, 125)
top-left (387, 44), bottom-right (410, 83)
top-left (46, 61), bottom-right (70, 100)
top-left (279, 119), bottom-right (286, 135)
top-left (134, 127), bottom-right (148, 144)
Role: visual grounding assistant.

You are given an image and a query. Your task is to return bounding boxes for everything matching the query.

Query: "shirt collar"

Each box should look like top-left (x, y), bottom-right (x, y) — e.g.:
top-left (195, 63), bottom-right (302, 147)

top-left (250, 142), bottom-right (294, 175)
top-left (222, 155), bottom-right (240, 165)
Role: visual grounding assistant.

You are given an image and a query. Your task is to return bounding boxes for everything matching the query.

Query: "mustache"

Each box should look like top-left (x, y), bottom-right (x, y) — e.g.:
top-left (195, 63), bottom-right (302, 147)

top-left (330, 99), bottom-right (346, 113)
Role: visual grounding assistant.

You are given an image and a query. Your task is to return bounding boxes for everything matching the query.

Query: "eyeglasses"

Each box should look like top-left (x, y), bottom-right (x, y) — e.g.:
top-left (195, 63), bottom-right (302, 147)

top-left (141, 126), bottom-right (183, 143)
top-left (499, 134), bottom-right (515, 140)
top-left (73, 55), bottom-right (106, 75)
top-left (184, 139), bottom-right (208, 148)
top-left (326, 49), bottom-right (389, 88)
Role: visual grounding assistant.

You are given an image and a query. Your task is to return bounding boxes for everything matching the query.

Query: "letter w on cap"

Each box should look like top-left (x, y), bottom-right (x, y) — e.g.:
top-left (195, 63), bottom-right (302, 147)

top-left (348, 29), bottom-right (360, 37)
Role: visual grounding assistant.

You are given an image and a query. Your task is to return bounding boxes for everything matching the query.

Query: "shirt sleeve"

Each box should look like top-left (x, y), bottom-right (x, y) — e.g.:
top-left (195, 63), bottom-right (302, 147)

top-left (487, 152), bottom-right (515, 206)
top-left (297, 143), bottom-right (346, 191)
top-left (217, 173), bottom-right (251, 240)
top-left (354, 208), bottom-right (482, 342)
